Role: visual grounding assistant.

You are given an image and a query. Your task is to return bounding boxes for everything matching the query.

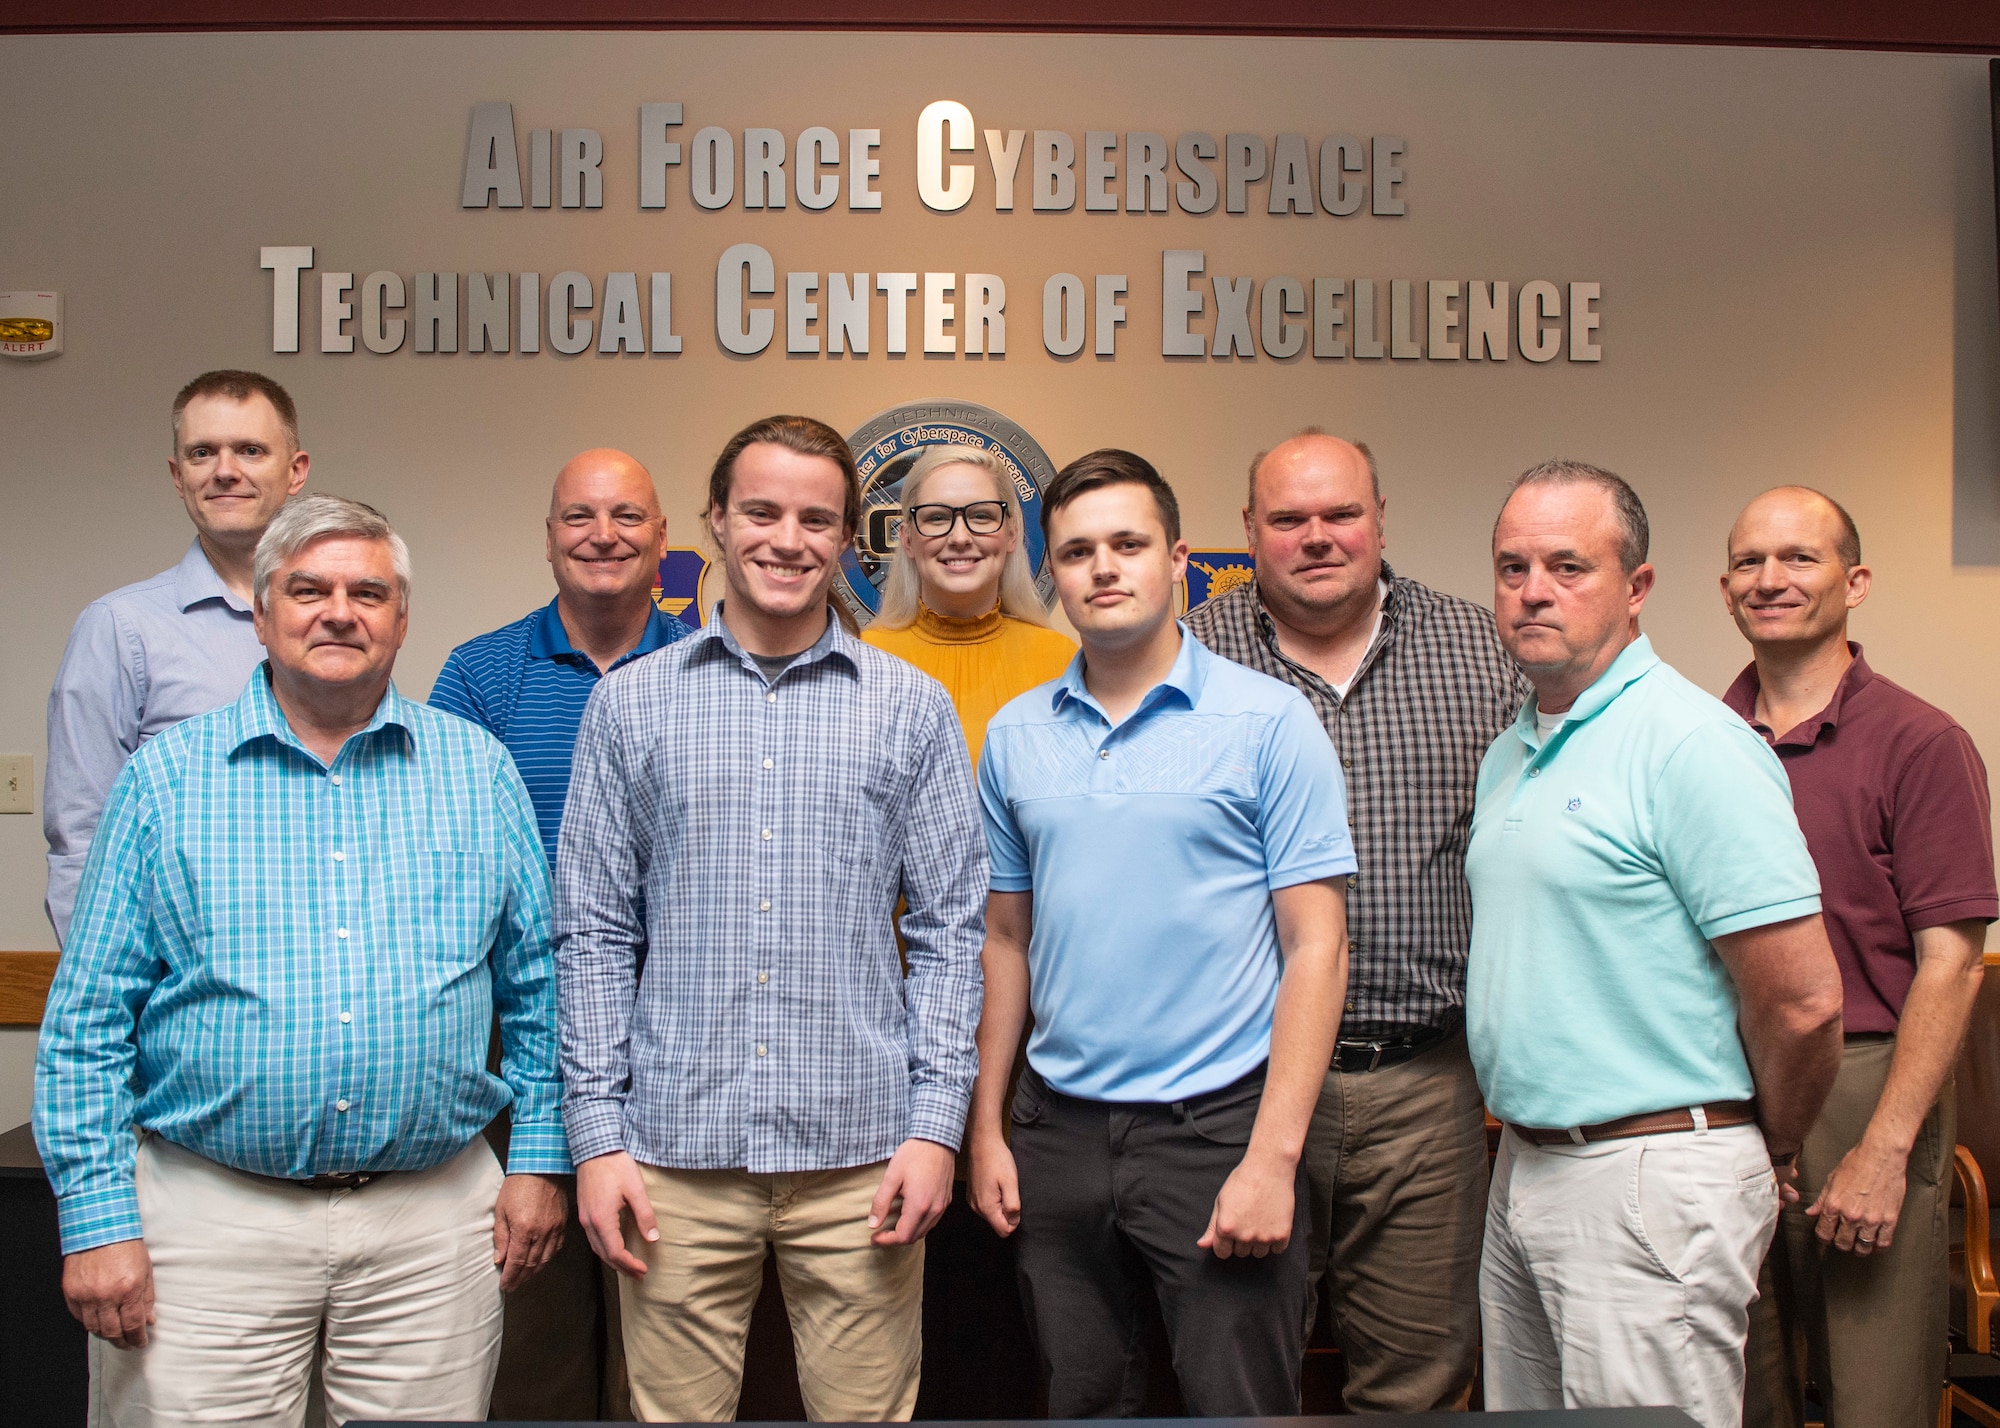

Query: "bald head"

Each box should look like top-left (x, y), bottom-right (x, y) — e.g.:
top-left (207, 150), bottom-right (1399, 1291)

top-left (1727, 485), bottom-right (1860, 570)
top-left (551, 448), bottom-right (659, 520)
top-left (1721, 484), bottom-right (1869, 655)
top-left (1248, 431), bottom-right (1379, 513)
top-left (1241, 430), bottom-right (1386, 630)
top-left (545, 448), bottom-right (668, 608)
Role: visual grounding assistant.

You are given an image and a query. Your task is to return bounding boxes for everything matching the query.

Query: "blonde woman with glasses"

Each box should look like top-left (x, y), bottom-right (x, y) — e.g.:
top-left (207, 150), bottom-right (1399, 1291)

top-left (863, 443), bottom-right (1071, 1416)
top-left (864, 445), bottom-right (1074, 763)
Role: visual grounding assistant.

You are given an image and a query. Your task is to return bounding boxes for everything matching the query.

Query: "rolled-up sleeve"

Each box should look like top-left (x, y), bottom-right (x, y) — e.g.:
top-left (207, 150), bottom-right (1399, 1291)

top-left (553, 683), bottom-right (646, 1165)
top-left (34, 761), bottom-right (161, 1253)
top-left (895, 686), bottom-right (988, 1151)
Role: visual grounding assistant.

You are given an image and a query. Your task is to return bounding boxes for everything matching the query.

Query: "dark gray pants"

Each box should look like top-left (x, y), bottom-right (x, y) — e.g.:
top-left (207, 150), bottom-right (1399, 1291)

top-left (1744, 1039), bottom-right (1952, 1428)
top-left (1010, 1064), bottom-right (1310, 1418)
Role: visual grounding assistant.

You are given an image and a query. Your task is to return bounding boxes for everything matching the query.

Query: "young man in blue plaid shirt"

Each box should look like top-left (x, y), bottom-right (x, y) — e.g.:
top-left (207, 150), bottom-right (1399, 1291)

top-left (557, 415), bottom-right (986, 1423)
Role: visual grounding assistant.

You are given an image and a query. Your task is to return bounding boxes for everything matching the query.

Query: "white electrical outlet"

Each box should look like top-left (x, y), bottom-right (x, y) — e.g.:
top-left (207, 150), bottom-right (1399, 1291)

top-left (0, 755), bottom-right (32, 813)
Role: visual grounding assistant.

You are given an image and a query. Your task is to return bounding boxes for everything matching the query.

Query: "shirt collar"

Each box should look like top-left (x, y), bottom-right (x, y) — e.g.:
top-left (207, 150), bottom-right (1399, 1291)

top-left (1052, 622), bottom-right (1206, 723)
top-left (229, 664), bottom-right (417, 763)
top-left (173, 538), bottom-right (251, 615)
top-left (527, 597), bottom-right (686, 666)
top-left (1514, 632), bottom-right (1660, 750)
top-left (1723, 642), bottom-right (1873, 748)
top-left (690, 601), bottom-right (859, 679)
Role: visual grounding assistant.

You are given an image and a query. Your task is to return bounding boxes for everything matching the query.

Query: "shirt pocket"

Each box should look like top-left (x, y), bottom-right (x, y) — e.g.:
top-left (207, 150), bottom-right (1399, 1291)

top-left (413, 849), bottom-right (501, 968)
top-left (820, 745), bottom-right (904, 874)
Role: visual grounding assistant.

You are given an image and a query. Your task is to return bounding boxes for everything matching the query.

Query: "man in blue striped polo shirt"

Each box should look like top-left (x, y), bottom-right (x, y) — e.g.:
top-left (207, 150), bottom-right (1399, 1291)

top-left (432, 448), bottom-right (693, 864)
top-left (430, 447), bottom-right (691, 1418)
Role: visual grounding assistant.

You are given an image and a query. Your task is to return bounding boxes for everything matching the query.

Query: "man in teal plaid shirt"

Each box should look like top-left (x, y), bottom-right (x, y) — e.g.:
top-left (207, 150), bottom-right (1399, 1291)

top-left (35, 493), bottom-right (568, 1428)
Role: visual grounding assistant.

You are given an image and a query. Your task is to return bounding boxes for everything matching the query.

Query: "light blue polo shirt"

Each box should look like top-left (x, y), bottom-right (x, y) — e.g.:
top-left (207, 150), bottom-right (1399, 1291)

top-left (980, 627), bottom-right (1357, 1103)
top-left (1465, 635), bottom-right (1821, 1130)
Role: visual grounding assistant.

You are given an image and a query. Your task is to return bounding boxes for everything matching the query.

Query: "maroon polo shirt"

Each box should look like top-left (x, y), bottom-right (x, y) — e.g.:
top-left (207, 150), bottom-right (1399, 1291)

top-left (1724, 645), bottom-right (1998, 1032)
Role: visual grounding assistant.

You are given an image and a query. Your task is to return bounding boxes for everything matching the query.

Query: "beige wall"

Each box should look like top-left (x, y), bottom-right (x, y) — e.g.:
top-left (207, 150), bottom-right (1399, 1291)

top-left (2, 31), bottom-right (1997, 1127)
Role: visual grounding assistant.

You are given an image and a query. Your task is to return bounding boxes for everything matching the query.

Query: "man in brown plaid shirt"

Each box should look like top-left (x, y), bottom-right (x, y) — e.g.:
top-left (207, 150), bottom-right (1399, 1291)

top-left (1185, 431), bottom-right (1527, 1412)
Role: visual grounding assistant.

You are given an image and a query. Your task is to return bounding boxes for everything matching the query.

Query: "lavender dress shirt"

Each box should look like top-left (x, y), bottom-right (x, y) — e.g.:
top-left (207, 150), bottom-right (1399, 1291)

top-left (44, 539), bottom-right (265, 942)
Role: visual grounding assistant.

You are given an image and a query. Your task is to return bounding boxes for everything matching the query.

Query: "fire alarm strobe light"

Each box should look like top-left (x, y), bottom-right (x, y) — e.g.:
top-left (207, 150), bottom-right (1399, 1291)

top-left (0, 292), bottom-right (62, 360)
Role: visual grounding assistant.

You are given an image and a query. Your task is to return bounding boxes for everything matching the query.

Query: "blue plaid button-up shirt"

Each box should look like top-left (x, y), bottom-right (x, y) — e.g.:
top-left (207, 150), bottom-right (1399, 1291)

top-left (556, 608), bottom-right (986, 1174)
top-left (34, 670), bottom-right (567, 1255)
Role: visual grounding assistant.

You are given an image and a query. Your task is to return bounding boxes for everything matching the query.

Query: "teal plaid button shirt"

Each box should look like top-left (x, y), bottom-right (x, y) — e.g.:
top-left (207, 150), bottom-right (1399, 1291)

top-left (34, 668), bottom-right (567, 1254)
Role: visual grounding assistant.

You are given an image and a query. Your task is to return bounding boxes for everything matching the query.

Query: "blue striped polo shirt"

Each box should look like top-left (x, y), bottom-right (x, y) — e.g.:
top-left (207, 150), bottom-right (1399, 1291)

top-left (430, 599), bottom-right (693, 863)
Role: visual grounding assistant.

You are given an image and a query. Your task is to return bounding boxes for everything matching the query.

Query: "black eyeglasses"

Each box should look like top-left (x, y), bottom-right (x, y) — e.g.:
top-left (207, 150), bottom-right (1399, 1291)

top-left (907, 501), bottom-right (1008, 537)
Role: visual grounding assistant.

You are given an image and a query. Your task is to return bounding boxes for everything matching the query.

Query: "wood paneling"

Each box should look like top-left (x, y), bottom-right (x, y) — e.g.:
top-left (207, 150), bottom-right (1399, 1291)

top-left (0, 954), bottom-right (58, 1028)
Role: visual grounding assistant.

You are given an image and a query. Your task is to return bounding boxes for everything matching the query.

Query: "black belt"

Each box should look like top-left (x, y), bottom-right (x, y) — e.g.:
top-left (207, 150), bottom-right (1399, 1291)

top-left (243, 1169), bottom-right (392, 1192)
top-left (1333, 1025), bottom-right (1452, 1073)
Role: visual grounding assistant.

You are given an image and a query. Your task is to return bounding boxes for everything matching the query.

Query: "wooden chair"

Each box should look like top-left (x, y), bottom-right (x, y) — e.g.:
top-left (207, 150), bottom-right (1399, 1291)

top-left (1944, 967), bottom-right (2000, 1427)
top-left (1954, 1146), bottom-right (2000, 1357)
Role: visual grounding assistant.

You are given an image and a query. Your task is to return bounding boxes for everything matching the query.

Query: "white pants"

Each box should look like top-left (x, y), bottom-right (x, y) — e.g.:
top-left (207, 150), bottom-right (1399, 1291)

top-left (1480, 1123), bottom-right (1779, 1428)
top-left (99, 1135), bottom-right (506, 1428)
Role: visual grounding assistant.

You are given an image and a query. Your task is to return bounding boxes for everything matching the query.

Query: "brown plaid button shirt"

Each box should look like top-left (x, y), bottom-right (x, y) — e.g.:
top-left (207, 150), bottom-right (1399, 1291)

top-left (1185, 562), bottom-right (1528, 1038)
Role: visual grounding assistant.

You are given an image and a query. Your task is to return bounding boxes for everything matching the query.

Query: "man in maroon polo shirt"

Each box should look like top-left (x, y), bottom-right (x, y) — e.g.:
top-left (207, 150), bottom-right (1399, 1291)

top-left (1723, 486), bottom-right (1997, 1428)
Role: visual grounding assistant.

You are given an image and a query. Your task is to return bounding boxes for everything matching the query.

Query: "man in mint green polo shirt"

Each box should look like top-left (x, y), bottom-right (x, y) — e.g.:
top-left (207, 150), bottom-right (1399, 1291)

top-left (1466, 460), bottom-right (1844, 1428)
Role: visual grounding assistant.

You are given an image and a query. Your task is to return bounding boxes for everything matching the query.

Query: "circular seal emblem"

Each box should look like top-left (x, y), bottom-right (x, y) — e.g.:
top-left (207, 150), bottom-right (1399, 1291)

top-left (838, 400), bottom-right (1058, 626)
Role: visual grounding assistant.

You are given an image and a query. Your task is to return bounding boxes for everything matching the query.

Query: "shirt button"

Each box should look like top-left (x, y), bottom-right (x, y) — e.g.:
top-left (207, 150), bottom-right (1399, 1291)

top-left (330, 774), bottom-right (343, 787)
top-left (1528, 767), bottom-right (1541, 778)
top-left (339, 1011), bottom-right (351, 1024)
top-left (335, 1098), bottom-right (350, 1112)
top-left (336, 927), bottom-right (349, 939)
top-left (331, 850), bottom-right (345, 862)
top-left (759, 899), bottom-right (771, 912)
top-left (763, 758), bottom-right (774, 770)
top-left (767, 691), bottom-right (777, 704)
top-left (755, 1044), bottom-right (768, 1057)
top-left (761, 829), bottom-right (772, 841)
top-left (1342, 758), bottom-right (1353, 770)
top-left (1099, 749), bottom-right (1110, 760)
top-left (757, 972), bottom-right (770, 985)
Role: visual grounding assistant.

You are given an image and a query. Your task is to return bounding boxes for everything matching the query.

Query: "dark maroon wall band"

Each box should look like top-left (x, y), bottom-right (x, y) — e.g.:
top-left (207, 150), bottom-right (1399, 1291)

top-left (4, 0), bottom-right (1999, 51)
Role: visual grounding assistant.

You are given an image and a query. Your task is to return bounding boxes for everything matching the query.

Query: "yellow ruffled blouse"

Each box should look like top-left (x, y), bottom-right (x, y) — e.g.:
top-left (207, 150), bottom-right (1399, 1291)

top-left (862, 603), bottom-right (1077, 763)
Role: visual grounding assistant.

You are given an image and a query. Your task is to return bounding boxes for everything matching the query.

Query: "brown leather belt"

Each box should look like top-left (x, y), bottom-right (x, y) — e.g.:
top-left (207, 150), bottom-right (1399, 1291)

top-left (1510, 1100), bottom-right (1758, 1147)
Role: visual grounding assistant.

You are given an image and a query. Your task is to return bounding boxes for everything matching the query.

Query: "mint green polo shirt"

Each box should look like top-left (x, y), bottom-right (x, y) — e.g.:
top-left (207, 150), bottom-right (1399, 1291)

top-left (1465, 635), bottom-right (1821, 1129)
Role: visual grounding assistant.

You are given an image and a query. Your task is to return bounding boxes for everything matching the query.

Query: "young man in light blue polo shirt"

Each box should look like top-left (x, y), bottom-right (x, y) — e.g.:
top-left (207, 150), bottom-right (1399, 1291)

top-left (965, 448), bottom-right (1355, 1417)
top-left (1467, 461), bottom-right (1844, 1428)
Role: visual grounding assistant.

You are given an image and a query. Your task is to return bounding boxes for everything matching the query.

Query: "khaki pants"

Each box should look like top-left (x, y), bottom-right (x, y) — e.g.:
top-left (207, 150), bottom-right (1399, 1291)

top-left (1745, 1039), bottom-right (1952, 1428)
top-left (101, 1135), bottom-right (504, 1427)
top-left (1482, 1122), bottom-right (1779, 1428)
top-left (619, 1160), bottom-right (923, 1423)
top-left (1302, 1032), bottom-right (1488, 1412)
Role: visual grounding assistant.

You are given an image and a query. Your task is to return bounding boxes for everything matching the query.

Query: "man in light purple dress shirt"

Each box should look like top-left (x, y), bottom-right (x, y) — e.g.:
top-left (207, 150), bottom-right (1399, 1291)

top-left (43, 370), bottom-right (308, 944)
